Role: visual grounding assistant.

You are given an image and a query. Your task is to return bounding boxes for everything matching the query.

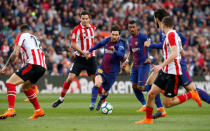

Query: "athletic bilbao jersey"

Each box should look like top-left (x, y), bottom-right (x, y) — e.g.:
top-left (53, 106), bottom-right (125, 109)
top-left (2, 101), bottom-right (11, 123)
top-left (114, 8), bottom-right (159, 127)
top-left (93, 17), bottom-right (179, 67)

top-left (128, 33), bottom-right (149, 67)
top-left (162, 30), bottom-right (182, 75)
top-left (16, 33), bottom-right (46, 68)
top-left (71, 23), bottom-right (96, 57)
top-left (89, 37), bottom-right (126, 75)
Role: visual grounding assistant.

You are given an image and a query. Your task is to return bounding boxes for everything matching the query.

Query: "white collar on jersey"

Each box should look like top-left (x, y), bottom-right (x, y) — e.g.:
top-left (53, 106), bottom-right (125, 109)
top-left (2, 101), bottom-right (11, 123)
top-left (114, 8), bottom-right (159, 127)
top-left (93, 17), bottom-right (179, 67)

top-left (80, 23), bottom-right (91, 28)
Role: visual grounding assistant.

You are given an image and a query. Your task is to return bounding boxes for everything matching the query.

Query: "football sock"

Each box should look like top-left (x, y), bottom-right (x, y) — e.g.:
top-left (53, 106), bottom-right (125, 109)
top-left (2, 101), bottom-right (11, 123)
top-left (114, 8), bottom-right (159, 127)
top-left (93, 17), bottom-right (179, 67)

top-left (60, 81), bottom-right (70, 99)
top-left (155, 93), bottom-right (163, 108)
top-left (133, 89), bottom-right (146, 105)
top-left (146, 106), bottom-right (153, 119)
top-left (100, 94), bottom-right (108, 101)
top-left (91, 86), bottom-right (99, 104)
top-left (6, 83), bottom-right (16, 109)
top-left (145, 85), bottom-right (151, 92)
top-left (24, 88), bottom-right (40, 110)
top-left (196, 88), bottom-right (210, 104)
top-left (177, 92), bottom-right (192, 103)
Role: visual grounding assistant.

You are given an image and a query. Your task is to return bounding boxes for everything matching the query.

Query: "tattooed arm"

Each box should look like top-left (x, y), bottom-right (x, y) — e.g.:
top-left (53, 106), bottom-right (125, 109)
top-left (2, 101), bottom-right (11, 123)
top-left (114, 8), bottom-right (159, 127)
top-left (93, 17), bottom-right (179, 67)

top-left (1, 45), bottom-right (21, 74)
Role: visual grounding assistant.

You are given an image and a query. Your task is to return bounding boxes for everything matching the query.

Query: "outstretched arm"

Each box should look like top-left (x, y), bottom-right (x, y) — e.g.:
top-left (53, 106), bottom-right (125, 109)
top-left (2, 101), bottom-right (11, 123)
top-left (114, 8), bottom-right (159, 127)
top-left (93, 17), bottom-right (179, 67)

top-left (1, 45), bottom-right (21, 73)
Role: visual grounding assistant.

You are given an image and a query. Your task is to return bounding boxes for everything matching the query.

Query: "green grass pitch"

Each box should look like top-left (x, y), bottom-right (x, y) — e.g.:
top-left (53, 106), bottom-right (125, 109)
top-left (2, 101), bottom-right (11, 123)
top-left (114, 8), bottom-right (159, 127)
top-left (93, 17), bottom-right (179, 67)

top-left (0, 94), bottom-right (209, 131)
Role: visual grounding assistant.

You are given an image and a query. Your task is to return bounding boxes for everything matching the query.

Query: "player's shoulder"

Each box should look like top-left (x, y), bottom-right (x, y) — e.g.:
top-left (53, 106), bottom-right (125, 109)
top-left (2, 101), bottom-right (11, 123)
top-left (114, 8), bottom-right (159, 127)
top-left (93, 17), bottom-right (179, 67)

top-left (72, 24), bottom-right (82, 32)
top-left (118, 39), bottom-right (126, 46)
top-left (138, 32), bottom-right (148, 38)
top-left (90, 24), bottom-right (96, 30)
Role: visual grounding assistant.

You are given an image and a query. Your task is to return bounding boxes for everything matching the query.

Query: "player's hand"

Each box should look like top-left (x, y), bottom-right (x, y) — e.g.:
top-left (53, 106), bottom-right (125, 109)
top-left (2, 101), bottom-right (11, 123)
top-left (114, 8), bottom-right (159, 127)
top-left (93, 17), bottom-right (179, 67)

top-left (109, 46), bottom-right (115, 52)
top-left (0, 66), bottom-right (8, 74)
top-left (84, 51), bottom-right (90, 60)
top-left (144, 58), bottom-right (152, 64)
top-left (152, 64), bottom-right (163, 73)
top-left (144, 39), bottom-right (151, 47)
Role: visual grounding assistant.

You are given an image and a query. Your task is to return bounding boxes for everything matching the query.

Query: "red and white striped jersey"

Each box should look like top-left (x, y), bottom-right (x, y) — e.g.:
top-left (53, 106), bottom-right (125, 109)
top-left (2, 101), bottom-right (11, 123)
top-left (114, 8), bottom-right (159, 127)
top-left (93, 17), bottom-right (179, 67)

top-left (16, 33), bottom-right (46, 68)
top-left (162, 30), bottom-right (182, 75)
top-left (71, 23), bottom-right (96, 57)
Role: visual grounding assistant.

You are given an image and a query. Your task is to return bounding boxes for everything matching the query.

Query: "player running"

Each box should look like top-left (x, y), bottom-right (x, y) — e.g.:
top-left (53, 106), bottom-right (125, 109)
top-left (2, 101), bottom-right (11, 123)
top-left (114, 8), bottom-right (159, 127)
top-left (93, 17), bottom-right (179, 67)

top-left (0, 24), bottom-right (46, 119)
top-left (52, 10), bottom-right (98, 108)
top-left (123, 20), bottom-right (166, 115)
top-left (145, 9), bottom-right (210, 119)
top-left (87, 25), bottom-right (126, 111)
top-left (135, 16), bottom-right (201, 124)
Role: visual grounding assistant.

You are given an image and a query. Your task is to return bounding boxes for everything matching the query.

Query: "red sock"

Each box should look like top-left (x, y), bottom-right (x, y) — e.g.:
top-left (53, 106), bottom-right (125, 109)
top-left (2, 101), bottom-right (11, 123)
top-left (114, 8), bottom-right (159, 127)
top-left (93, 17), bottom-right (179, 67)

top-left (6, 83), bottom-right (16, 109)
top-left (146, 106), bottom-right (153, 119)
top-left (98, 86), bottom-right (106, 102)
top-left (24, 88), bottom-right (40, 110)
top-left (61, 81), bottom-right (70, 98)
top-left (177, 92), bottom-right (192, 103)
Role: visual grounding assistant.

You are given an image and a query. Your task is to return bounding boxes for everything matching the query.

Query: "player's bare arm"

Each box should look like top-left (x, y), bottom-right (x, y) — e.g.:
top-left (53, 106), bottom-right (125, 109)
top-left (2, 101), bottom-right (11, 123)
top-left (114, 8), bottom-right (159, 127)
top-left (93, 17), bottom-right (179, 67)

top-left (1, 45), bottom-right (21, 73)
top-left (153, 46), bottom-right (178, 72)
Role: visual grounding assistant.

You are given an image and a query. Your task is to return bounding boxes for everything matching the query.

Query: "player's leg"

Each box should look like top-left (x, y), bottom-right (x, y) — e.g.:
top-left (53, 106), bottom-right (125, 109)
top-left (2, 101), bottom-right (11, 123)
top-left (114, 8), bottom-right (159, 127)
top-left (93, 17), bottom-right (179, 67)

top-left (130, 66), bottom-right (146, 110)
top-left (136, 65), bottom-right (150, 112)
top-left (89, 74), bottom-right (103, 110)
top-left (22, 81), bottom-right (44, 119)
top-left (135, 84), bottom-right (162, 124)
top-left (24, 84), bottom-right (39, 102)
top-left (0, 73), bottom-right (24, 119)
top-left (96, 75), bottom-right (116, 111)
top-left (162, 75), bottom-right (201, 108)
top-left (146, 71), bottom-right (167, 119)
top-left (52, 72), bottom-right (76, 108)
top-left (182, 69), bottom-right (210, 104)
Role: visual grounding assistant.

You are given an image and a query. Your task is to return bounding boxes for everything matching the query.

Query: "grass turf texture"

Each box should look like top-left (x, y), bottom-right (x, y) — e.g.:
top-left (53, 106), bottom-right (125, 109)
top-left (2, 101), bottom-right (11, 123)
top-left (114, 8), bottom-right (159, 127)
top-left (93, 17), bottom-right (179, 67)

top-left (0, 94), bottom-right (209, 131)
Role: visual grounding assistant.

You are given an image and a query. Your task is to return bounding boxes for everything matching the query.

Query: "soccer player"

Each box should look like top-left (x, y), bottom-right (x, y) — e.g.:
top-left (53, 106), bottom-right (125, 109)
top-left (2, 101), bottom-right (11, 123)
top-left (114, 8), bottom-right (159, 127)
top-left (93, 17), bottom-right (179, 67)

top-left (145, 9), bottom-right (210, 118)
top-left (87, 25), bottom-right (126, 110)
top-left (135, 16), bottom-right (201, 124)
top-left (0, 24), bottom-right (46, 119)
top-left (123, 20), bottom-right (166, 115)
top-left (24, 84), bottom-right (39, 101)
top-left (52, 10), bottom-right (98, 108)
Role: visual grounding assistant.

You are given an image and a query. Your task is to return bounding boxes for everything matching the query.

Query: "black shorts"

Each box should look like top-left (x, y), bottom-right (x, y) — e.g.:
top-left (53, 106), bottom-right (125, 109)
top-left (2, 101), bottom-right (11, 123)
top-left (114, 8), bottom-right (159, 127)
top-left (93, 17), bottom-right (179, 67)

top-left (70, 56), bottom-right (97, 76)
top-left (15, 64), bottom-right (46, 84)
top-left (154, 71), bottom-right (182, 97)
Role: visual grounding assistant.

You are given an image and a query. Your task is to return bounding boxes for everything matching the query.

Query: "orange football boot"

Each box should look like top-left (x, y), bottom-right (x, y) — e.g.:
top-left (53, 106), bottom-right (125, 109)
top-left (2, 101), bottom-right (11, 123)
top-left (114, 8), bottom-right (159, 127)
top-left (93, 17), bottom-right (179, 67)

top-left (135, 118), bottom-right (153, 124)
top-left (28, 109), bottom-right (45, 119)
top-left (0, 109), bottom-right (16, 119)
top-left (137, 106), bottom-right (146, 112)
top-left (190, 90), bottom-right (202, 107)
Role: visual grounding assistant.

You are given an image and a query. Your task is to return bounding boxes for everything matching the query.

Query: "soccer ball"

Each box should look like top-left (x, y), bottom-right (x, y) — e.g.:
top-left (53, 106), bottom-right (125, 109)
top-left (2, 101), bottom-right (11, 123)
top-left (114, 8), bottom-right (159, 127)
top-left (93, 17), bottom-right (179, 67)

top-left (101, 102), bottom-right (113, 114)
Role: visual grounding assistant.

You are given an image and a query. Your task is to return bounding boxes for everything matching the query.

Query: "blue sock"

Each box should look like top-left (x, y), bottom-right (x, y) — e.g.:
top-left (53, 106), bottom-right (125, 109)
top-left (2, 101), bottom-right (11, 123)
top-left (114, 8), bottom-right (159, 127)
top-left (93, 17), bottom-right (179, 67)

top-left (145, 85), bottom-right (151, 92)
top-left (155, 93), bottom-right (163, 108)
top-left (133, 89), bottom-right (146, 105)
top-left (196, 87), bottom-right (210, 104)
top-left (100, 93), bottom-right (108, 101)
top-left (91, 86), bottom-right (99, 104)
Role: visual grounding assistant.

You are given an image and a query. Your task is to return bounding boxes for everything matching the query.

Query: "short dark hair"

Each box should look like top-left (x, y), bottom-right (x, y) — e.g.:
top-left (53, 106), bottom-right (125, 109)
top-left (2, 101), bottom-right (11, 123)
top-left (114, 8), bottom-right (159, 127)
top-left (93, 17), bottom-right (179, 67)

top-left (128, 19), bottom-right (136, 25)
top-left (20, 24), bottom-right (30, 32)
top-left (111, 25), bottom-right (121, 34)
top-left (154, 9), bottom-right (169, 21)
top-left (80, 10), bottom-right (90, 17)
top-left (162, 16), bottom-right (174, 28)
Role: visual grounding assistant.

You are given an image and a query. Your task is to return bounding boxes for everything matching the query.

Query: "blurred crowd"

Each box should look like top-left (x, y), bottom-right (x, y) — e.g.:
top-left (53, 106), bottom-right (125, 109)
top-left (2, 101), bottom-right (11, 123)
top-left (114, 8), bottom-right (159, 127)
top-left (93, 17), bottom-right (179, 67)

top-left (0, 0), bottom-right (209, 77)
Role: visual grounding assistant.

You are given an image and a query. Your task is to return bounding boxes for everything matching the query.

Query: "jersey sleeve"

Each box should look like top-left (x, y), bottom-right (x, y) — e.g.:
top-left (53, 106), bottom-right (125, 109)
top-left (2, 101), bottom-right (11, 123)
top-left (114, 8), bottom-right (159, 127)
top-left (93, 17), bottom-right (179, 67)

top-left (71, 27), bottom-right (79, 43)
top-left (168, 32), bottom-right (177, 47)
top-left (89, 38), bottom-right (109, 52)
top-left (128, 37), bottom-right (132, 53)
top-left (141, 33), bottom-right (148, 43)
top-left (16, 34), bottom-right (25, 46)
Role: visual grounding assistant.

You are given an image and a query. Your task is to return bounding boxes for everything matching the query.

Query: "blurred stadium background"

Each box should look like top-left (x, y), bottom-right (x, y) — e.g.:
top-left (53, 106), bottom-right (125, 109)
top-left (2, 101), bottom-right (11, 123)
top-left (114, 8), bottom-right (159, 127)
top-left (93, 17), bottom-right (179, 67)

top-left (0, 0), bottom-right (209, 130)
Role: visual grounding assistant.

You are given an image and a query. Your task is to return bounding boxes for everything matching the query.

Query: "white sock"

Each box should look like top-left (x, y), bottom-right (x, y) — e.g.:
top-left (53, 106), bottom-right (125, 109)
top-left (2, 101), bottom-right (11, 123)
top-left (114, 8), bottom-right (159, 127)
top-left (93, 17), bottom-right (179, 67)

top-left (59, 97), bottom-right (64, 101)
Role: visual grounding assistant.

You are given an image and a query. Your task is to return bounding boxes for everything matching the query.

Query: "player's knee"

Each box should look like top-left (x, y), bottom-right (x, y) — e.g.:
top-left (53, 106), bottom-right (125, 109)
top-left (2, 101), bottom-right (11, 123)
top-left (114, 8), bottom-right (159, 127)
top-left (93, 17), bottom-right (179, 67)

top-left (95, 75), bottom-right (102, 87)
top-left (132, 84), bottom-right (138, 90)
top-left (67, 74), bottom-right (75, 83)
top-left (148, 91), bottom-right (156, 99)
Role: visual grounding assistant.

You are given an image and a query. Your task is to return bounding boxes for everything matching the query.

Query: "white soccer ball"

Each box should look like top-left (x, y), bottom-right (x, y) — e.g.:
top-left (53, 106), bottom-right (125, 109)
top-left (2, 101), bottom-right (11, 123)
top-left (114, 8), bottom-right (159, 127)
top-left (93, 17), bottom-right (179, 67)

top-left (101, 102), bottom-right (113, 114)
